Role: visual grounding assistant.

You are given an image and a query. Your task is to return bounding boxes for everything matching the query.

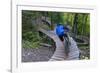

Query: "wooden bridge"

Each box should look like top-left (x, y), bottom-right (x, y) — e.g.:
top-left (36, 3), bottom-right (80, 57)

top-left (38, 28), bottom-right (80, 61)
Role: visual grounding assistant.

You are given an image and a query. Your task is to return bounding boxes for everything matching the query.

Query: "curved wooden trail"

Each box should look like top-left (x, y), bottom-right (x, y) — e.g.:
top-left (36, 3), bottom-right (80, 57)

top-left (38, 28), bottom-right (80, 61)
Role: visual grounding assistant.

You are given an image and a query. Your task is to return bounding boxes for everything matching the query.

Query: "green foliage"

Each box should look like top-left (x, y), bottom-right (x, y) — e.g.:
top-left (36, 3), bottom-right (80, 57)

top-left (22, 40), bottom-right (40, 49)
top-left (22, 31), bottom-right (41, 48)
top-left (22, 31), bottom-right (37, 41)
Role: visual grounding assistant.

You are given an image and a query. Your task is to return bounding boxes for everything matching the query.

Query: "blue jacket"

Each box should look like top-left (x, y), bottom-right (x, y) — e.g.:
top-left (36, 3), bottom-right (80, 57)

top-left (56, 25), bottom-right (64, 37)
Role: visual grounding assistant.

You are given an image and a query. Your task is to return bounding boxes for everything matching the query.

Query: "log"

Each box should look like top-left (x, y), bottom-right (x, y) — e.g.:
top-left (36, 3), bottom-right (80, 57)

top-left (40, 43), bottom-right (52, 47)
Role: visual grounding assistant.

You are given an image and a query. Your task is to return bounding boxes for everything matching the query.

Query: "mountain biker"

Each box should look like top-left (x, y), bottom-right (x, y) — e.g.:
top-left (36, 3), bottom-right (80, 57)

top-left (56, 23), bottom-right (69, 41)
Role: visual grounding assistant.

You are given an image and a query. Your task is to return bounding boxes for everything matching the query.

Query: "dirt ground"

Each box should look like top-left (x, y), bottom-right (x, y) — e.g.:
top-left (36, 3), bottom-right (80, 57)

top-left (22, 47), bottom-right (55, 62)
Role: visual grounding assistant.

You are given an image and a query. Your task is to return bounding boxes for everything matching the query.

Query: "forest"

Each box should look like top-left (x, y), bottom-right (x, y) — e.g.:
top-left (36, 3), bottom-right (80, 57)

top-left (22, 10), bottom-right (90, 60)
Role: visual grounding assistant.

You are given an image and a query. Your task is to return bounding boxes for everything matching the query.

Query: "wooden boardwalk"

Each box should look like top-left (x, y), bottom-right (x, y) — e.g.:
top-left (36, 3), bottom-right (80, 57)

top-left (38, 28), bottom-right (80, 61)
